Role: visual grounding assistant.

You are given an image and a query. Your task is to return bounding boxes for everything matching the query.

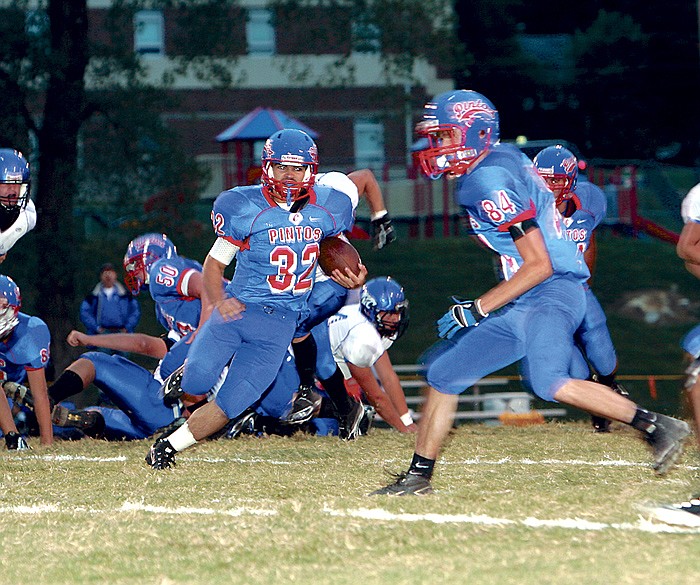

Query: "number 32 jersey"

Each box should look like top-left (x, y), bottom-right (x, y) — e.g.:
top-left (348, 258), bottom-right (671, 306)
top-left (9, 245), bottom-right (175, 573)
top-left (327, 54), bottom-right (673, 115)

top-left (212, 185), bottom-right (355, 313)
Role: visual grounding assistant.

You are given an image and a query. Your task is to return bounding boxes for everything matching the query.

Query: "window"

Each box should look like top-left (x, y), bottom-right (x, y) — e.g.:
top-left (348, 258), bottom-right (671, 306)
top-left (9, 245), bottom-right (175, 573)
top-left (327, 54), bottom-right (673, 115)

top-left (134, 10), bottom-right (164, 56)
top-left (246, 8), bottom-right (275, 55)
top-left (352, 16), bottom-right (381, 53)
top-left (354, 120), bottom-right (385, 170)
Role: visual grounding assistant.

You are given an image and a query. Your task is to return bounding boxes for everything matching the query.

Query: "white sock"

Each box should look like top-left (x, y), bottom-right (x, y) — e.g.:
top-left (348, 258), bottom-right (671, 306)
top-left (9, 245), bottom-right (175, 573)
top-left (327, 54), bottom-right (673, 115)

top-left (167, 423), bottom-right (197, 451)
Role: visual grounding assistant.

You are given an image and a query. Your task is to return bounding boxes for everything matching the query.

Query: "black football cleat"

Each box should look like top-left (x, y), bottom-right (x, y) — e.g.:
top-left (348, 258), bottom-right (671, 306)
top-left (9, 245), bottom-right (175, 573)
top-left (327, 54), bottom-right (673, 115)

top-left (145, 438), bottom-right (177, 470)
top-left (161, 364), bottom-right (185, 406)
top-left (645, 414), bottom-right (690, 475)
top-left (4, 431), bottom-right (30, 451)
top-left (339, 401), bottom-right (364, 441)
top-left (225, 409), bottom-right (258, 439)
top-left (369, 471), bottom-right (434, 496)
top-left (52, 405), bottom-right (103, 433)
top-left (285, 385), bottom-right (322, 425)
top-left (649, 497), bottom-right (700, 528)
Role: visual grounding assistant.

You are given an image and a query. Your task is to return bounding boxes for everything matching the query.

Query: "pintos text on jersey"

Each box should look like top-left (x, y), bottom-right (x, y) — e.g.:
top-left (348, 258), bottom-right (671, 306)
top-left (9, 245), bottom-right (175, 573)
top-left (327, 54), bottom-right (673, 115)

top-left (268, 225), bottom-right (323, 245)
top-left (565, 227), bottom-right (588, 242)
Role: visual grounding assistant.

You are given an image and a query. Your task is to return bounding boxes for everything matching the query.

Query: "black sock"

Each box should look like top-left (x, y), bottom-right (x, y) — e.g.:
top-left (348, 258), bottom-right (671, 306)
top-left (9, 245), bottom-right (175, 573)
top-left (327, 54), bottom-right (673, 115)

top-left (292, 335), bottom-right (317, 388)
top-left (630, 407), bottom-right (658, 434)
top-left (318, 397), bottom-right (338, 419)
top-left (408, 453), bottom-right (435, 479)
top-left (48, 370), bottom-right (85, 404)
top-left (319, 368), bottom-right (354, 417)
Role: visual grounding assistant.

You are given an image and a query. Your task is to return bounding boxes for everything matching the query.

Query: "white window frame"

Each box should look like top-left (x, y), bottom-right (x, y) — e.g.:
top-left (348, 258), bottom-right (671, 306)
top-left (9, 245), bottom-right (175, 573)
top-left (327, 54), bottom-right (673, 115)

top-left (246, 8), bottom-right (276, 55)
top-left (134, 10), bottom-right (165, 57)
top-left (354, 120), bottom-right (385, 170)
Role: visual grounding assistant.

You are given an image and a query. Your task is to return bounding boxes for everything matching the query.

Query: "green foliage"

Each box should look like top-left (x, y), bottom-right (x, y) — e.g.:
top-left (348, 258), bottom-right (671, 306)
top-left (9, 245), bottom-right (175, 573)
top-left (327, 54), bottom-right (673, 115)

top-left (0, 425), bottom-right (698, 584)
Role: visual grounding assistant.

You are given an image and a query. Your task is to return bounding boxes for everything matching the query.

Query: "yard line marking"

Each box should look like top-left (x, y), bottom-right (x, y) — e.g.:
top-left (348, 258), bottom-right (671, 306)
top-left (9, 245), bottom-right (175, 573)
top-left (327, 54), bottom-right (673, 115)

top-left (0, 454), bottom-right (128, 462)
top-left (0, 504), bottom-right (60, 514)
top-left (119, 502), bottom-right (277, 516)
top-left (441, 457), bottom-right (699, 471)
top-left (326, 507), bottom-right (700, 535)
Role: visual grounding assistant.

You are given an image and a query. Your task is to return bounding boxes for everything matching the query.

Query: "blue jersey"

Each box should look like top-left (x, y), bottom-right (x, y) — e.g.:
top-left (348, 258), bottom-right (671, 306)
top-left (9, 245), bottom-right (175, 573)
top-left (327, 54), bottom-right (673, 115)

top-left (212, 184), bottom-right (355, 312)
top-left (560, 177), bottom-right (607, 254)
top-left (149, 255), bottom-right (203, 339)
top-left (0, 313), bottom-right (51, 383)
top-left (461, 143), bottom-right (589, 282)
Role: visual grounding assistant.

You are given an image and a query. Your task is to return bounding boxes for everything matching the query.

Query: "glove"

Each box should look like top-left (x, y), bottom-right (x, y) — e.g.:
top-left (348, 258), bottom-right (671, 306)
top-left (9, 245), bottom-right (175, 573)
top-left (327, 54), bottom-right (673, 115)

top-left (3, 381), bottom-right (32, 407)
top-left (436, 297), bottom-right (488, 339)
top-left (371, 212), bottom-right (396, 250)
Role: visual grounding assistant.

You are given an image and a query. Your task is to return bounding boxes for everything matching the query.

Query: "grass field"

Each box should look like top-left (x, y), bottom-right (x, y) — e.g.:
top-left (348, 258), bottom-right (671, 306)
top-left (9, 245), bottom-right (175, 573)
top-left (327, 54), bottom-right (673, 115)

top-left (1, 423), bottom-right (698, 585)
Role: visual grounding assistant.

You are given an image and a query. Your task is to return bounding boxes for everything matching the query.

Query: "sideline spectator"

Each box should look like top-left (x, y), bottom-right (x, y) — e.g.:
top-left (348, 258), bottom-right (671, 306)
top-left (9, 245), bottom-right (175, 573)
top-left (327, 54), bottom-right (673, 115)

top-left (80, 263), bottom-right (140, 339)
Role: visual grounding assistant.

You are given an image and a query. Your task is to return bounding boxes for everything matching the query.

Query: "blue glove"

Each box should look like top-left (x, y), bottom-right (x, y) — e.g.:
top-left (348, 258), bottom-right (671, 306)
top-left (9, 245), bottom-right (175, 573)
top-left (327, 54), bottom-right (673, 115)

top-left (436, 298), bottom-right (487, 339)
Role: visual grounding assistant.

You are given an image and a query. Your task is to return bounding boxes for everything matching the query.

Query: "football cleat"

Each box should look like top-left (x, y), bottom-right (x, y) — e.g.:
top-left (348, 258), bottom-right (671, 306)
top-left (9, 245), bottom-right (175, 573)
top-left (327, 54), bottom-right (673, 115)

top-left (51, 405), bottom-right (102, 432)
top-left (161, 364), bottom-right (185, 406)
top-left (224, 409), bottom-right (258, 439)
top-left (339, 400), bottom-right (365, 441)
top-left (649, 497), bottom-right (700, 528)
top-left (145, 438), bottom-right (177, 470)
top-left (591, 379), bottom-right (629, 433)
top-left (285, 385), bottom-right (322, 425)
top-left (369, 471), bottom-right (434, 496)
top-left (4, 431), bottom-right (30, 451)
top-left (2, 381), bottom-right (32, 407)
top-left (358, 404), bottom-right (376, 436)
top-left (645, 414), bottom-right (690, 475)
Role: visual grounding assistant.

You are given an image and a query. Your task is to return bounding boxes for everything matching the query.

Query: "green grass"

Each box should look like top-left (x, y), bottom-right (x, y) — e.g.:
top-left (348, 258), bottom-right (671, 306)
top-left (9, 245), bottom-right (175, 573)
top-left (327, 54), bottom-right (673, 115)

top-left (1, 424), bottom-right (698, 585)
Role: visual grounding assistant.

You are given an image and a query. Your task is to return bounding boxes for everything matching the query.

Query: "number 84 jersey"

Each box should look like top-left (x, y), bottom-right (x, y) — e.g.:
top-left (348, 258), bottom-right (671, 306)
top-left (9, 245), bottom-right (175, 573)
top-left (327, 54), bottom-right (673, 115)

top-left (212, 184), bottom-right (355, 312)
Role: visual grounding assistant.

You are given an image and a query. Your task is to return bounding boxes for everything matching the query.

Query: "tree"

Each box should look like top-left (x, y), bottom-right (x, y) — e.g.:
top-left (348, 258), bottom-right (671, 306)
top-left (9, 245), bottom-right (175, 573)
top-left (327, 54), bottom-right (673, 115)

top-left (0, 0), bottom-right (235, 372)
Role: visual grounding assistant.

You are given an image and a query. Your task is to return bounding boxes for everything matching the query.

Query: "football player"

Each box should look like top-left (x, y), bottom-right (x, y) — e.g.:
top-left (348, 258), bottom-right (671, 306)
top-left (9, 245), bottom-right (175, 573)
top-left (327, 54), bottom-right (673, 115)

top-left (0, 149), bottom-right (37, 263)
top-left (123, 232), bottom-right (209, 341)
top-left (647, 182), bottom-right (700, 527)
top-left (534, 145), bottom-right (628, 432)
top-left (372, 89), bottom-right (689, 495)
top-left (146, 129), bottom-right (360, 469)
top-left (311, 276), bottom-right (415, 435)
top-left (0, 275), bottom-right (53, 447)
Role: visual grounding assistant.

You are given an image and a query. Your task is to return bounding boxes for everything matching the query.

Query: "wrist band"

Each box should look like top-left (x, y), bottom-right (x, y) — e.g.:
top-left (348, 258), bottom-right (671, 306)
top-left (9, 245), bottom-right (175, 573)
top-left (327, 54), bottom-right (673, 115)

top-left (400, 412), bottom-right (414, 426)
top-left (475, 298), bottom-right (489, 317)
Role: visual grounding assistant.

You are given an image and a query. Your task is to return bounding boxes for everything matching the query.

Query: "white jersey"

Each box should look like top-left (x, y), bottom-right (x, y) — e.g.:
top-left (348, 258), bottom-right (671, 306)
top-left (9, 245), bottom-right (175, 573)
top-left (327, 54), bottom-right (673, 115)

top-left (314, 172), bottom-right (359, 283)
top-left (327, 303), bottom-right (393, 379)
top-left (681, 183), bottom-right (700, 224)
top-left (0, 199), bottom-right (36, 256)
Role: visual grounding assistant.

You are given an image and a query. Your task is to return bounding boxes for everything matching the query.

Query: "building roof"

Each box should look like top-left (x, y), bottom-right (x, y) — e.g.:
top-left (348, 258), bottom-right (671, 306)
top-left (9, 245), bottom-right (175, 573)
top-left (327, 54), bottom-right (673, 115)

top-left (215, 107), bottom-right (319, 142)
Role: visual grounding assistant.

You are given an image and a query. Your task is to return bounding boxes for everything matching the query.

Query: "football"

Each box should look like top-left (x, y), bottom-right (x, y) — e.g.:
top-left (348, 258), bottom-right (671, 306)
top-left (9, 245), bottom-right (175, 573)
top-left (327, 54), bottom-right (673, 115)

top-left (318, 236), bottom-right (362, 275)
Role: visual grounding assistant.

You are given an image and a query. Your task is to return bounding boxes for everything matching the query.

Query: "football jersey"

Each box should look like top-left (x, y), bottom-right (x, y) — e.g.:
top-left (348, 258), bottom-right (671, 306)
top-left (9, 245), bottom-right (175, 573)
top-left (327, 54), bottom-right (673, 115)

top-left (212, 184), bottom-right (355, 312)
top-left (0, 199), bottom-right (36, 256)
top-left (459, 143), bottom-right (589, 282)
top-left (148, 255), bottom-right (203, 339)
top-left (327, 303), bottom-right (393, 378)
top-left (681, 183), bottom-right (700, 224)
top-left (0, 313), bottom-right (50, 383)
top-left (559, 177), bottom-right (607, 254)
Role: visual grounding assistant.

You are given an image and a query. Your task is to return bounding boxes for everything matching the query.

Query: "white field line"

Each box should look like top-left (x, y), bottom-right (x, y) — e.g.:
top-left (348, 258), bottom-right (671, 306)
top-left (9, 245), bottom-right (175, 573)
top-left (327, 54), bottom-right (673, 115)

top-left (324, 507), bottom-right (700, 535)
top-left (0, 501), bottom-right (695, 534)
top-left (0, 502), bottom-right (276, 517)
top-left (3, 453), bottom-right (699, 472)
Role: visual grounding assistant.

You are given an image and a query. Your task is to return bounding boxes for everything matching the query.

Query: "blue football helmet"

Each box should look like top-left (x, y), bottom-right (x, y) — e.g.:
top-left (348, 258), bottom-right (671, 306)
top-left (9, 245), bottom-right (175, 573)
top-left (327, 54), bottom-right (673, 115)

top-left (0, 274), bottom-right (21, 339)
top-left (0, 149), bottom-right (30, 231)
top-left (123, 233), bottom-right (177, 295)
top-left (360, 276), bottom-right (409, 340)
top-left (417, 90), bottom-right (499, 179)
top-left (533, 145), bottom-right (578, 205)
top-left (261, 129), bottom-right (318, 204)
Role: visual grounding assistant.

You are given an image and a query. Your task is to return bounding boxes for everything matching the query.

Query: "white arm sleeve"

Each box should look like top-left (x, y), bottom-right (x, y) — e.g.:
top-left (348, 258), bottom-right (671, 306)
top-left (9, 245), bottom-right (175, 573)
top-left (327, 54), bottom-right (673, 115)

top-left (0, 199), bottom-right (37, 255)
top-left (208, 237), bottom-right (239, 265)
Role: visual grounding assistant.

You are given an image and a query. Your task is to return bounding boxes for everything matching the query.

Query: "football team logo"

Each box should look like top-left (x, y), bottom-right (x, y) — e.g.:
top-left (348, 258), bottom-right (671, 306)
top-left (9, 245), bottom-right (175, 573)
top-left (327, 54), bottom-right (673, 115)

top-left (450, 100), bottom-right (496, 127)
top-left (561, 156), bottom-right (577, 175)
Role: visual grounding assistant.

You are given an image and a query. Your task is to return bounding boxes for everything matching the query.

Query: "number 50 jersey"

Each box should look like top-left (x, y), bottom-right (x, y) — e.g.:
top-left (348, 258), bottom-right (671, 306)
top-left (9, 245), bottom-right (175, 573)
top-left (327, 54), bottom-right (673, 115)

top-left (212, 184), bottom-right (355, 313)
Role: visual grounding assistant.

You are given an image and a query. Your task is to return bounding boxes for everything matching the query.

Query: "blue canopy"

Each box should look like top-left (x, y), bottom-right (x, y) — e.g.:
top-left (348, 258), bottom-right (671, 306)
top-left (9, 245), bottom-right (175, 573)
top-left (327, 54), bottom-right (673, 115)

top-left (215, 107), bottom-right (319, 142)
